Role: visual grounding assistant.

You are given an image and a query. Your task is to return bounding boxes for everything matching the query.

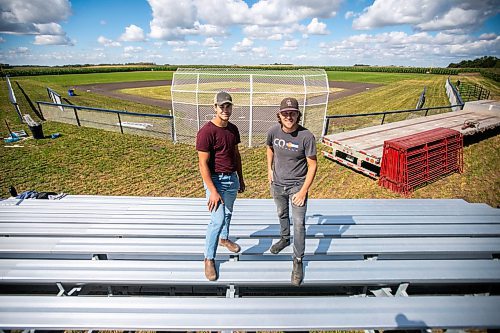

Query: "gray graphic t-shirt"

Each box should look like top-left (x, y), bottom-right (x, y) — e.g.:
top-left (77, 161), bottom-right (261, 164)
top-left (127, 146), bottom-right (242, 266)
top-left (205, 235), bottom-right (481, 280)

top-left (266, 124), bottom-right (317, 187)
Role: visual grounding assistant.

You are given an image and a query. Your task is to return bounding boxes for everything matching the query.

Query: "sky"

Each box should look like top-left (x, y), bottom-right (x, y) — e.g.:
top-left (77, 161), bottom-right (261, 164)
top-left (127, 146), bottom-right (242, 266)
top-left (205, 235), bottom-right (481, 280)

top-left (0, 0), bottom-right (499, 67)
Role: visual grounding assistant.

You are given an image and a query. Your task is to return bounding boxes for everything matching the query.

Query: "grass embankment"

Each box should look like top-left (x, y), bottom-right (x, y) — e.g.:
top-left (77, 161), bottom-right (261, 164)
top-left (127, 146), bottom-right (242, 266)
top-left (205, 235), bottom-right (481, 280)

top-left (1, 71), bottom-right (499, 206)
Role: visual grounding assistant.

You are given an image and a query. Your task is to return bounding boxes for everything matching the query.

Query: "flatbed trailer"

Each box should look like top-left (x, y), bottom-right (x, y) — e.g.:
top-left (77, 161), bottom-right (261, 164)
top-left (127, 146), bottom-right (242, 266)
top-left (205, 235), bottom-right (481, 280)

top-left (322, 100), bottom-right (500, 178)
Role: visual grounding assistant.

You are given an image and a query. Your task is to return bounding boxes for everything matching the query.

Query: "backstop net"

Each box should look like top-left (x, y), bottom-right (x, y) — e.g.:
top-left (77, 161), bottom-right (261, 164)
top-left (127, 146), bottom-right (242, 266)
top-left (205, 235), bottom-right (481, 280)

top-left (171, 68), bottom-right (329, 147)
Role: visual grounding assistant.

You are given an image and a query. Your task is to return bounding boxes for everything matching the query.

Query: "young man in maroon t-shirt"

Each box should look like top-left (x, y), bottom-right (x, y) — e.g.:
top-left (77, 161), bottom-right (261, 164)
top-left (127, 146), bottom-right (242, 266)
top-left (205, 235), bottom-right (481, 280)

top-left (196, 91), bottom-right (245, 281)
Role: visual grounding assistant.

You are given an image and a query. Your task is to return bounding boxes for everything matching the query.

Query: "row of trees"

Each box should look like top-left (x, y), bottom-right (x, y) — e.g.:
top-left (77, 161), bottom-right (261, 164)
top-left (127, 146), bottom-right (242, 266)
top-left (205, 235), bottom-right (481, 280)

top-left (448, 56), bottom-right (499, 68)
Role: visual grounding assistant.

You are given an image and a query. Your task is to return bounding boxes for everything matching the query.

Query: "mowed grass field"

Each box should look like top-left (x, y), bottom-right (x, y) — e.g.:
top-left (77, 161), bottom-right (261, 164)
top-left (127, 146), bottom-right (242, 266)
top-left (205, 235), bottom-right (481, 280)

top-left (1, 70), bottom-right (499, 206)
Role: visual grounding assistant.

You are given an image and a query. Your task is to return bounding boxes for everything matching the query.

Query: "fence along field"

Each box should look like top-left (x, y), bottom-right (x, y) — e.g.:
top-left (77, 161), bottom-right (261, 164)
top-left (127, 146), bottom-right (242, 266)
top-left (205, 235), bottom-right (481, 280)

top-left (0, 70), bottom-right (499, 206)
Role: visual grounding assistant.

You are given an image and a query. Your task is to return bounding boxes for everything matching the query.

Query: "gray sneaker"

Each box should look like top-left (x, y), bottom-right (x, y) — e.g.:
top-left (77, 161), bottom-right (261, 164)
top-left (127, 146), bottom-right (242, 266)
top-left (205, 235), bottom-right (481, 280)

top-left (270, 237), bottom-right (290, 254)
top-left (291, 258), bottom-right (303, 286)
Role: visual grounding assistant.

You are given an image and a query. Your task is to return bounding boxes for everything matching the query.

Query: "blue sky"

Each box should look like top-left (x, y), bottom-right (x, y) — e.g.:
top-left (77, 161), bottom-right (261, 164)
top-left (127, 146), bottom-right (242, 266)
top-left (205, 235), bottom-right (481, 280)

top-left (1, 0), bottom-right (499, 67)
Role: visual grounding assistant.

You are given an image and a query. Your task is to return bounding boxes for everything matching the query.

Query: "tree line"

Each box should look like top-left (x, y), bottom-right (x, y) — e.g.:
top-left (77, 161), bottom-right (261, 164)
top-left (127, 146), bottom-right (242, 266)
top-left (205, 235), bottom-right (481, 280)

top-left (448, 56), bottom-right (499, 68)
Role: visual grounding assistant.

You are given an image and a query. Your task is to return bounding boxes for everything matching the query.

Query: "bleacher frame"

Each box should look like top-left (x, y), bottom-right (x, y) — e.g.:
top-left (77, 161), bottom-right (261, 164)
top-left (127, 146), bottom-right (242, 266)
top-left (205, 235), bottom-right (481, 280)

top-left (0, 195), bottom-right (499, 330)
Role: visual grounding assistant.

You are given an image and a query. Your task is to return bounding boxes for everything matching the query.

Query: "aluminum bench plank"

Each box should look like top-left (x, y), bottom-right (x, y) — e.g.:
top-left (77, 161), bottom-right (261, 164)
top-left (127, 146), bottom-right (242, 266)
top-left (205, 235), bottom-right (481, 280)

top-left (1, 237), bottom-right (498, 257)
top-left (2, 198), bottom-right (497, 216)
top-left (1, 222), bottom-right (499, 238)
top-left (1, 197), bottom-right (478, 206)
top-left (1, 259), bottom-right (499, 285)
top-left (2, 208), bottom-right (497, 218)
top-left (1, 214), bottom-right (499, 225)
top-left (0, 295), bottom-right (499, 330)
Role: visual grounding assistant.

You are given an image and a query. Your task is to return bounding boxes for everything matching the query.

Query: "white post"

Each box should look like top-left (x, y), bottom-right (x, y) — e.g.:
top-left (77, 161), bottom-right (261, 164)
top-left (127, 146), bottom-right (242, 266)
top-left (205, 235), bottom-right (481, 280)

top-left (321, 72), bottom-right (330, 138)
top-left (301, 75), bottom-right (307, 126)
top-left (170, 72), bottom-right (178, 142)
top-left (196, 73), bottom-right (201, 131)
top-left (249, 74), bottom-right (253, 147)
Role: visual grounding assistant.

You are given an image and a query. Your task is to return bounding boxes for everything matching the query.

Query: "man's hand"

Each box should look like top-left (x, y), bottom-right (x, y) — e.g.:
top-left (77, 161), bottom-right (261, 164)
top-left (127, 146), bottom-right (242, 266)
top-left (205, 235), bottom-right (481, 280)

top-left (267, 170), bottom-right (273, 183)
top-left (292, 191), bottom-right (307, 207)
top-left (207, 191), bottom-right (223, 212)
top-left (238, 179), bottom-right (246, 193)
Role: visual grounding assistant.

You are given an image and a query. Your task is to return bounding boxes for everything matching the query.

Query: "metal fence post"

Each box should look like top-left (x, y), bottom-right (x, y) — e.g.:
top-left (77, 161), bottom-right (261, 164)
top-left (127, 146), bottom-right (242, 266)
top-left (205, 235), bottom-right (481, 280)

top-left (196, 73), bottom-right (200, 131)
top-left (322, 118), bottom-right (330, 137)
top-left (301, 75), bottom-right (307, 126)
top-left (117, 113), bottom-right (123, 134)
top-left (249, 74), bottom-right (253, 147)
top-left (73, 107), bottom-right (81, 126)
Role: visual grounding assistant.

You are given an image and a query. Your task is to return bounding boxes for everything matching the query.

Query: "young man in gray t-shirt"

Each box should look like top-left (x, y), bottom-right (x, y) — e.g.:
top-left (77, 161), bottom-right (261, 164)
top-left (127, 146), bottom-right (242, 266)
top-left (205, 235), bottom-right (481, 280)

top-left (266, 97), bottom-right (317, 286)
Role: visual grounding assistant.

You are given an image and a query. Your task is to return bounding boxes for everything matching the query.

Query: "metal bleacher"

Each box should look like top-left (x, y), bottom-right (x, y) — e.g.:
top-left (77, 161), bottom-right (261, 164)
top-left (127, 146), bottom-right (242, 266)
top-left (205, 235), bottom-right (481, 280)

top-left (0, 195), bottom-right (499, 331)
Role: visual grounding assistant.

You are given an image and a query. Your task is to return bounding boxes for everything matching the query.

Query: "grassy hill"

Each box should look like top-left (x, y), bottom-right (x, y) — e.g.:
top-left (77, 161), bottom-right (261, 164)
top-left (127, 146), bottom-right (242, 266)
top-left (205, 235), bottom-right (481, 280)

top-left (1, 71), bottom-right (499, 206)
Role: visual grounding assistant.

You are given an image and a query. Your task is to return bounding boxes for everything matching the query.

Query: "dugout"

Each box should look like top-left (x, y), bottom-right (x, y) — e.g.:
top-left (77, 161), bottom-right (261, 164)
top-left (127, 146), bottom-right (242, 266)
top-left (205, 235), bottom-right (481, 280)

top-left (171, 68), bottom-right (329, 147)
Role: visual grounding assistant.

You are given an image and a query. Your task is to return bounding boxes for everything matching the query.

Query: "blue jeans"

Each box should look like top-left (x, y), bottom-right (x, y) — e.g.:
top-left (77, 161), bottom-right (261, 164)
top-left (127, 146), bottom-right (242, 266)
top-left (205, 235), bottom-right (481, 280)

top-left (204, 172), bottom-right (240, 259)
top-left (271, 182), bottom-right (307, 259)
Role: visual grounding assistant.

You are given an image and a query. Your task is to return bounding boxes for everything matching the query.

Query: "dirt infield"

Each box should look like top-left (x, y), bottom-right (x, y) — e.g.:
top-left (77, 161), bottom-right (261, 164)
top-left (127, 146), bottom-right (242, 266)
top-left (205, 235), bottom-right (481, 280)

top-left (76, 80), bottom-right (382, 110)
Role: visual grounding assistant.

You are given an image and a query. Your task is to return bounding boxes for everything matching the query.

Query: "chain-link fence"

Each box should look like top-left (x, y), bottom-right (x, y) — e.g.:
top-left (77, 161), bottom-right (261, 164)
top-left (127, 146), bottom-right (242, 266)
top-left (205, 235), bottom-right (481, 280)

top-left (171, 68), bottom-right (329, 146)
top-left (38, 101), bottom-right (174, 140)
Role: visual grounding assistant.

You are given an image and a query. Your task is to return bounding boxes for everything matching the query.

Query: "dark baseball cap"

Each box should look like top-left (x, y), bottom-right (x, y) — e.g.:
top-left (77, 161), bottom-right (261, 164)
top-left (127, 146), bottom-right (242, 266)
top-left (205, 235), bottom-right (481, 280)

top-left (279, 97), bottom-right (299, 112)
top-left (214, 91), bottom-right (233, 105)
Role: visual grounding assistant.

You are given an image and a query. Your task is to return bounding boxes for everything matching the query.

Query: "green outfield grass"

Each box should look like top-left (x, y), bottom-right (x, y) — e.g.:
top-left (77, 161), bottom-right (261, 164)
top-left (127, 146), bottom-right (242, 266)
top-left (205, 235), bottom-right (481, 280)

top-left (1, 71), bottom-right (499, 206)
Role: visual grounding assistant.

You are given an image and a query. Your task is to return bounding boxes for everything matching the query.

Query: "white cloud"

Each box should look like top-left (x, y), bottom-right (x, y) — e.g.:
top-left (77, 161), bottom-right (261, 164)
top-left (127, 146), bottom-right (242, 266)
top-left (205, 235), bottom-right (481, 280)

top-left (194, 0), bottom-right (251, 25)
top-left (33, 23), bottom-right (65, 35)
top-left (34, 34), bottom-right (73, 45)
top-left (248, 0), bottom-right (341, 26)
top-left (97, 36), bottom-right (121, 47)
top-left (306, 18), bottom-right (329, 35)
top-left (173, 47), bottom-right (188, 52)
top-left (232, 37), bottom-right (253, 52)
top-left (0, 0), bottom-right (71, 32)
top-left (281, 39), bottom-right (299, 50)
top-left (345, 11), bottom-right (355, 20)
top-left (119, 24), bottom-right (145, 42)
top-left (13, 47), bottom-right (30, 54)
top-left (100, 20), bottom-right (107, 25)
top-left (320, 30), bottom-right (500, 66)
top-left (479, 33), bottom-right (497, 40)
top-left (167, 40), bottom-right (198, 47)
top-left (0, 0), bottom-right (73, 46)
top-left (243, 24), bottom-right (302, 40)
top-left (203, 37), bottom-right (222, 48)
top-left (353, 0), bottom-right (499, 33)
top-left (268, 34), bottom-right (283, 41)
top-left (148, 0), bottom-right (200, 40)
top-left (252, 46), bottom-right (268, 57)
top-left (147, 0), bottom-right (339, 41)
top-left (124, 46), bottom-right (143, 53)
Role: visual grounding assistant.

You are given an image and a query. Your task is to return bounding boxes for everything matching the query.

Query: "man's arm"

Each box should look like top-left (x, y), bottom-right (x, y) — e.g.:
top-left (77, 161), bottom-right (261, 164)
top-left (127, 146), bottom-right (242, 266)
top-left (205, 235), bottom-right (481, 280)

top-left (292, 155), bottom-right (317, 207)
top-left (234, 145), bottom-right (245, 193)
top-left (266, 145), bottom-right (274, 183)
top-left (198, 151), bottom-right (222, 212)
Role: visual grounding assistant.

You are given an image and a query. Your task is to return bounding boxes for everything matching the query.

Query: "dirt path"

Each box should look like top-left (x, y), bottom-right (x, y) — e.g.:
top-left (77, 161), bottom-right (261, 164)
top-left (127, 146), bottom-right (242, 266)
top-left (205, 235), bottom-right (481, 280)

top-left (76, 80), bottom-right (382, 110)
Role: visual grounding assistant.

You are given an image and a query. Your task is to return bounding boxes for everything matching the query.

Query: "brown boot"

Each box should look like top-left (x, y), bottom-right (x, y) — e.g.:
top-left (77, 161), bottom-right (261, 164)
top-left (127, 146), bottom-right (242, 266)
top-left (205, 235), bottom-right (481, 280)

top-left (219, 238), bottom-right (241, 253)
top-left (204, 258), bottom-right (217, 281)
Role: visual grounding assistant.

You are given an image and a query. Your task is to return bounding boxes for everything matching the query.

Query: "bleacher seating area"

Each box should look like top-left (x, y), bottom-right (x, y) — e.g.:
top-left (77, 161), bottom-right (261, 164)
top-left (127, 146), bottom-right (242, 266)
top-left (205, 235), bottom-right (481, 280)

top-left (0, 195), bottom-right (499, 331)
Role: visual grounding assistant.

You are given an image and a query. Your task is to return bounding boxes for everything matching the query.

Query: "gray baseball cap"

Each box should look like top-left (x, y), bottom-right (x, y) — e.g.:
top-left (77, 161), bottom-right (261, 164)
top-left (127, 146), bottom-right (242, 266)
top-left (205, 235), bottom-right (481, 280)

top-left (214, 91), bottom-right (233, 105)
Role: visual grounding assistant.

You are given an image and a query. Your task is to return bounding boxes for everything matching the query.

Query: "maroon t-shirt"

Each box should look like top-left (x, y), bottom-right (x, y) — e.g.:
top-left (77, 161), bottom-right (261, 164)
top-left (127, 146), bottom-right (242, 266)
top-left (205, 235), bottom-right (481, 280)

top-left (196, 121), bottom-right (241, 174)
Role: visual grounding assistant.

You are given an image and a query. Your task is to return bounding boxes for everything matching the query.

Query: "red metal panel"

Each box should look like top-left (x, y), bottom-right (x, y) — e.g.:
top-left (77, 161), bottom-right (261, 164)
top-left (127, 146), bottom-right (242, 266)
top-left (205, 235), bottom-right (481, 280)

top-left (378, 128), bottom-right (463, 195)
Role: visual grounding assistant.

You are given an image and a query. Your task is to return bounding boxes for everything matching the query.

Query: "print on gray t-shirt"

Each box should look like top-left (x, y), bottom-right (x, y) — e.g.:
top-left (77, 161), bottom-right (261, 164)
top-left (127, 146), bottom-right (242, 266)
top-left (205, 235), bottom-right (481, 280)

top-left (266, 124), bottom-right (317, 187)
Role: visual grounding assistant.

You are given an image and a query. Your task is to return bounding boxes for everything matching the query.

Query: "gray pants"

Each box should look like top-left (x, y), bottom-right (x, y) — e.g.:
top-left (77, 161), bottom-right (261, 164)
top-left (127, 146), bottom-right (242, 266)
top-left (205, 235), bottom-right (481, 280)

top-left (271, 182), bottom-right (307, 259)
